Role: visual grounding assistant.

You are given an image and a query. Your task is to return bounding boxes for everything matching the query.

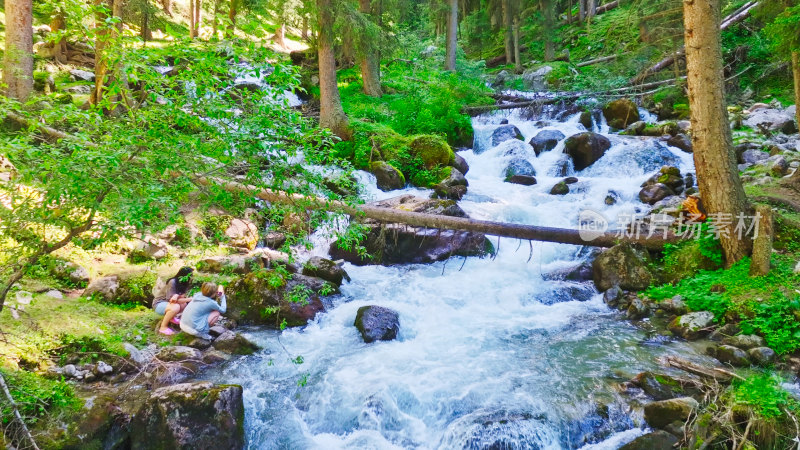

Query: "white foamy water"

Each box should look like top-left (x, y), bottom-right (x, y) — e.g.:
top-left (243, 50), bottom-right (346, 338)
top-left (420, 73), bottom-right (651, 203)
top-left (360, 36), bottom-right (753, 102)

top-left (206, 106), bottom-right (711, 449)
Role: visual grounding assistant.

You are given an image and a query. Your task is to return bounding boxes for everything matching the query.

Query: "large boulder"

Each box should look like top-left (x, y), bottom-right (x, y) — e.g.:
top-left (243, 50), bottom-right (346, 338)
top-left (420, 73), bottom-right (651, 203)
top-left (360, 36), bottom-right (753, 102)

top-left (129, 382), bottom-right (244, 450)
top-left (715, 345), bottom-right (750, 367)
top-left (639, 183), bottom-right (675, 205)
top-left (490, 124), bottom-right (524, 147)
top-left (301, 256), bottom-right (351, 286)
top-left (619, 431), bottom-right (679, 450)
top-left (452, 153), bottom-right (470, 175)
top-left (669, 311), bottom-right (715, 340)
top-left (592, 244), bottom-right (654, 292)
top-left (52, 260), bottom-right (90, 286)
top-left (354, 305), bottom-right (400, 343)
top-left (212, 331), bottom-right (260, 355)
top-left (564, 132), bottom-right (612, 171)
top-left (226, 272), bottom-right (332, 326)
top-left (744, 108), bottom-right (798, 135)
top-left (722, 334), bottom-right (765, 350)
top-left (632, 372), bottom-right (676, 401)
top-left (409, 135), bottom-right (455, 169)
top-left (504, 159), bottom-right (536, 180)
top-left (643, 397), bottom-right (698, 429)
top-left (83, 276), bottom-right (120, 301)
top-left (602, 99), bottom-right (641, 129)
top-left (529, 129), bottom-right (565, 155)
top-left (225, 218), bottom-right (259, 251)
top-left (522, 65), bottom-right (554, 91)
top-left (329, 195), bottom-right (491, 265)
top-left (369, 161), bottom-right (406, 191)
top-left (667, 133), bottom-right (692, 153)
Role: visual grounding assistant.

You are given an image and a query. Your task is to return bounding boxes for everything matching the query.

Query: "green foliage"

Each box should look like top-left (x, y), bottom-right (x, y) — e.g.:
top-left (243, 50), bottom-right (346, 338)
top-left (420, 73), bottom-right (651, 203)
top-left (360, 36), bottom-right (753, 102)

top-left (765, 4), bottom-right (800, 58)
top-left (0, 369), bottom-right (80, 425)
top-left (198, 214), bottom-right (233, 244)
top-left (733, 373), bottom-right (796, 419)
top-left (740, 293), bottom-right (800, 354)
top-left (659, 239), bottom-right (723, 284)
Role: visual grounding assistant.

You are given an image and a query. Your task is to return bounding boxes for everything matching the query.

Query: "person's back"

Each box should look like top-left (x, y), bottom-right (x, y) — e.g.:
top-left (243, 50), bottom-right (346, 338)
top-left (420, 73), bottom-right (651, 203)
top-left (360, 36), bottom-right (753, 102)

top-left (180, 282), bottom-right (226, 339)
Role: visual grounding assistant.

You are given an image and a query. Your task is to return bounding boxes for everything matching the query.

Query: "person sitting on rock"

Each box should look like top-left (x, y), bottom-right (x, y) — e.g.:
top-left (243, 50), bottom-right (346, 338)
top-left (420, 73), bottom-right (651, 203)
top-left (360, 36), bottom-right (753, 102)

top-left (154, 266), bottom-right (194, 336)
top-left (180, 282), bottom-right (227, 340)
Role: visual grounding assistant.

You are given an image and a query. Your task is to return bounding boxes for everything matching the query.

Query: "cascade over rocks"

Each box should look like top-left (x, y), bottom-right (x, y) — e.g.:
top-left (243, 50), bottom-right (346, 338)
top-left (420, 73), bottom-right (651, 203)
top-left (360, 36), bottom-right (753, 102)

top-left (529, 129), bottom-right (565, 155)
top-left (592, 244), bottom-right (654, 292)
top-left (129, 382), bottom-right (245, 450)
top-left (453, 153), bottom-right (470, 175)
top-left (490, 124), bottom-right (524, 148)
top-left (602, 99), bottom-right (641, 129)
top-left (564, 132), bottom-right (611, 171)
top-left (329, 195), bottom-right (491, 265)
top-left (354, 305), bottom-right (400, 343)
top-left (504, 159), bottom-right (536, 180)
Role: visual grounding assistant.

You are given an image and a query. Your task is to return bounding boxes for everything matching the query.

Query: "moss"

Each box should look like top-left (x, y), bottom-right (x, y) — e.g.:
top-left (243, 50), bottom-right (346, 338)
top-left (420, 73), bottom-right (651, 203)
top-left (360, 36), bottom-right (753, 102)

top-left (409, 135), bottom-right (456, 169)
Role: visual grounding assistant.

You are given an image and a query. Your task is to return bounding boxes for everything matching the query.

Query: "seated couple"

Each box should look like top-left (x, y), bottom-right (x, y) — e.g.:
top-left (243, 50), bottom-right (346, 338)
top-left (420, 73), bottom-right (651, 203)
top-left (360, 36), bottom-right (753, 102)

top-left (153, 267), bottom-right (227, 340)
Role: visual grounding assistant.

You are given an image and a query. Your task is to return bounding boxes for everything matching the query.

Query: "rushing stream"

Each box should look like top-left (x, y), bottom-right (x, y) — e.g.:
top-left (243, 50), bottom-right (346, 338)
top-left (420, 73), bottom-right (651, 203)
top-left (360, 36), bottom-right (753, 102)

top-left (206, 104), bottom-right (713, 449)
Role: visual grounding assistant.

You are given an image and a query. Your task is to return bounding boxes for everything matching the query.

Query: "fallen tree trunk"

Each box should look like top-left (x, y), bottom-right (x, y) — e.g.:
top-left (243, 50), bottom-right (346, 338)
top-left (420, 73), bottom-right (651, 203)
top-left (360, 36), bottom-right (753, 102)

top-left (576, 54), bottom-right (620, 68)
top-left (564, 0), bottom-right (619, 23)
top-left (463, 94), bottom-right (582, 115)
top-left (630, 1), bottom-right (758, 83)
top-left (7, 110), bottom-right (684, 251)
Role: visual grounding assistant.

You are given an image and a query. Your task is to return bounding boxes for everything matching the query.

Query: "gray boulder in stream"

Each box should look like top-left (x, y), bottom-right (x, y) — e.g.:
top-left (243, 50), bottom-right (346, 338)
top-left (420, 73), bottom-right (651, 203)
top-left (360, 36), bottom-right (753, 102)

top-left (592, 244), bottom-right (654, 292)
top-left (490, 124), bottom-right (524, 147)
top-left (564, 132), bottom-right (611, 171)
top-left (354, 305), bottom-right (400, 343)
top-left (529, 129), bottom-right (565, 155)
top-left (329, 195), bottom-right (491, 265)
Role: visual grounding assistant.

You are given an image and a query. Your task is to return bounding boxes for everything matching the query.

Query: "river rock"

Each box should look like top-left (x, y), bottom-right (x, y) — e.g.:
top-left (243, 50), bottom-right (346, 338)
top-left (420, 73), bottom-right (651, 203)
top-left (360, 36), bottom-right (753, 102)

top-left (95, 361), bottom-right (113, 376)
top-left (198, 254), bottom-right (250, 274)
top-left (619, 430), bottom-right (679, 450)
top-left (506, 175), bottom-right (537, 186)
top-left (354, 305), bottom-right (400, 343)
top-left (741, 149), bottom-right (769, 165)
top-left (225, 218), bottom-right (259, 251)
top-left (632, 372), bottom-right (675, 401)
top-left (643, 397), bottom-right (698, 429)
top-left (623, 121), bottom-right (647, 136)
top-left (156, 346), bottom-right (203, 362)
top-left (715, 345), bottom-right (750, 367)
top-left (550, 181), bottom-right (569, 195)
top-left (592, 244), bottom-right (653, 292)
top-left (301, 256), bottom-right (351, 286)
top-left (627, 297), bottom-right (650, 319)
top-left (369, 161), bottom-right (406, 191)
top-left (522, 65), bottom-right (553, 91)
top-left (602, 286), bottom-right (624, 308)
top-left (722, 334), bottom-right (765, 350)
top-left (492, 70), bottom-right (511, 87)
top-left (658, 295), bottom-right (688, 315)
top-left (70, 69), bottom-right (96, 82)
top-left (529, 129), bottom-right (565, 155)
top-left (504, 159), bottom-right (536, 180)
top-left (226, 272), bottom-right (330, 326)
top-left (768, 155), bottom-right (789, 177)
top-left (453, 153), bottom-right (470, 175)
top-left (603, 99), bottom-right (641, 129)
top-left (639, 183), bottom-right (674, 205)
top-left (329, 195), bottom-right (490, 265)
top-left (83, 276), bottom-right (120, 302)
top-left (491, 124), bottom-right (524, 147)
top-left (212, 331), bottom-right (259, 355)
top-left (669, 311), bottom-right (715, 340)
top-left (129, 382), bottom-right (244, 450)
top-left (744, 107), bottom-right (798, 135)
top-left (564, 132), bottom-right (611, 171)
top-left (748, 347), bottom-right (776, 366)
top-left (667, 133), bottom-right (692, 153)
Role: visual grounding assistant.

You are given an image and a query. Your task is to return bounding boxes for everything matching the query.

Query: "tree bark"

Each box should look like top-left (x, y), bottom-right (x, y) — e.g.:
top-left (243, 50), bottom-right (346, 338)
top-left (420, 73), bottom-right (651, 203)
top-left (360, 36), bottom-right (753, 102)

top-left (92, 0), bottom-right (111, 105)
top-left (513, 16), bottom-right (523, 72)
top-left (194, 0), bottom-right (202, 38)
top-left (579, 0), bottom-right (586, 23)
top-left (357, 0), bottom-right (383, 96)
top-left (160, 0), bottom-right (172, 16)
top-left (793, 52), bottom-right (800, 133)
top-left (3, 0), bottom-right (34, 101)
top-left (683, 0), bottom-right (750, 266)
top-left (273, 22), bottom-right (287, 48)
top-left (445, 0), bottom-right (458, 71)
top-left (749, 204), bottom-right (773, 276)
top-left (503, 0), bottom-right (513, 64)
top-left (189, 0), bottom-right (196, 38)
top-left (141, 6), bottom-right (151, 42)
top-left (541, 0), bottom-right (555, 61)
top-left (317, 0), bottom-right (352, 140)
top-left (212, 0), bottom-right (220, 38)
top-left (227, 0), bottom-right (237, 37)
top-left (302, 15), bottom-right (309, 40)
top-left (586, 0), bottom-right (596, 18)
top-left (50, 13), bottom-right (68, 64)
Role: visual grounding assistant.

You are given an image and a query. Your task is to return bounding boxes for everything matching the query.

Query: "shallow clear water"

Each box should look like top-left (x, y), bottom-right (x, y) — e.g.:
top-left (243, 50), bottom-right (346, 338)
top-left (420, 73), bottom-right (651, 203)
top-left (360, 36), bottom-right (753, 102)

top-left (206, 108), bottom-right (709, 449)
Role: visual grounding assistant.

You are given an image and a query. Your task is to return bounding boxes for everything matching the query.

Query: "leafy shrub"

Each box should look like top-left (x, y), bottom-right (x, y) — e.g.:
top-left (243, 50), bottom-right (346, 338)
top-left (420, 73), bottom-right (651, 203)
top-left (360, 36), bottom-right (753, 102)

top-left (733, 373), bottom-right (796, 419)
top-left (741, 293), bottom-right (800, 354)
top-left (0, 369), bottom-right (80, 425)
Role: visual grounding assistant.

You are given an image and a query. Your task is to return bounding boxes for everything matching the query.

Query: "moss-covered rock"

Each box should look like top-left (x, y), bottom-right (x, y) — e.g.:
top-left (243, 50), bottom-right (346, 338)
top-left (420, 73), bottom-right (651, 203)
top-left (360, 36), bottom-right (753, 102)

top-left (602, 99), bottom-right (641, 129)
top-left (592, 244), bottom-right (654, 292)
top-left (660, 240), bottom-right (722, 284)
top-left (409, 135), bottom-right (455, 169)
top-left (369, 161), bottom-right (406, 191)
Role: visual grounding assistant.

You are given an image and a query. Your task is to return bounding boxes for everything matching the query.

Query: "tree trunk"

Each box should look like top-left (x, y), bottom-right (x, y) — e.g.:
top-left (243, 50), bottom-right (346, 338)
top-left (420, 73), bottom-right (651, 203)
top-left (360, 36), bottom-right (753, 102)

top-left (317, 0), bottom-right (351, 140)
top-left (302, 15), bottom-right (309, 40)
top-left (503, 0), bottom-right (513, 64)
top-left (567, 0), bottom-right (573, 23)
top-left (749, 204), bottom-right (773, 276)
top-left (357, 0), bottom-right (383, 96)
top-left (3, 0), bottom-right (33, 101)
top-left (579, 0), bottom-right (586, 23)
top-left (141, 6), bottom-right (151, 42)
top-left (273, 22), bottom-right (287, 48)
top-left (793, 52), bottom-right (800, 134)
top-left (586, 0), bottom-right (596, 18)
top-left (194, 0), bottom-right (202, 38)
top-left (227, 0), bottom-right (237, 37)
top-left (212, 0), bottom-right (220, 38)
top-left (50, 13), bottom-right (68, 64)
top-left (189, 0), bottom-right (196, 38)
top-left (160, 0), bottom-right (172, 16)
top-left (445, 0), bottom-right (458, 71)
top-left (683, 0), bottom-right (750, 266)
top-left (541, 0), bottom-right (555, 61)
top-left (513, 16), bottom-right (522, 72)
top-left (92, 0), bottom-right (111, 106)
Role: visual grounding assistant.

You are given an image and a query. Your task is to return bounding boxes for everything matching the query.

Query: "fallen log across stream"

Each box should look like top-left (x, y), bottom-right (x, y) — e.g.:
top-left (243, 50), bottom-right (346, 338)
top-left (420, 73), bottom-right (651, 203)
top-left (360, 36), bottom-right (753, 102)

top-left (6, 110), bottom-right (686, 251)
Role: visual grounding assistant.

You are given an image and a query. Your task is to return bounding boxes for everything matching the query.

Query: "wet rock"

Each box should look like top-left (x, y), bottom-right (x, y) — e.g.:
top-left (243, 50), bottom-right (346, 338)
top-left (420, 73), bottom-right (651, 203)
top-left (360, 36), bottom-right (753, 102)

top-left (187, 338), bottom-right (212, 350)
top-left (506, 175), bottom-right (537, 186)
top-left (563, 176), bottom-right (579, 184)
top-left (605, 192), bottom-right (618, 205)
top-left (657, 295), bottom-right (688, 315)
top-left (329, 195), bottom-right (490, 265)
top-left (302, 256), bottom-right (351, 286)
top-left (669, 311), bottom-right (715, 340)
top-left (64, 364), bottom-right (77, 378)
top-left (722, 334), bottom-right (765, 350)
top-left (354, 305), bottom-right (400, 343)
top-left (632, 372), bottom-right (675, 401)
top-left (522, 65), bottom-right (553, 91)
top-left (564, 132), bottom-right (612, 171)
top-left (227, 273), bottom-right (329, 327)
top-left (490, 124), bottom-right (524, 147)
top-left (715, 345), bottom-right (750, 367)
top-left (709, 323), bottom-right (741, 341)
top-left (369, 161), bottom-right (405, 191)
top-left (504, 159), bottom-right (536, 180)
top-left (212, 331), bottom-right (259, 355)
top-left (156, 346), bottom-right (203, 362)
top-left (592, 244), bottom-right (654, 292)
top-left (453, 153), bottom-right (470, 175)
top-left (619, 430), bottom-right (679, 450)
top-left (202, 349), bottom-right (233, 365)
top-left (129, 382), bottom-right (244, 450)
top-left (627, 297), bottom-right (650, 319)
top-left (644, 397), bottom-right (698, 429)
top-left (603, 99), bottom-right (641, 129)
top-left (623, 121), bottom-right (647, 135)
top-left (263, 231), bottom-right (287, 249)
top-left (543, 261), bottom-right (593, 283)
top-left (95, 361), bottom-right (113, 376)
top-left (748, 347), bottom-right (776, 366)
top-left (579, 111), bottom-right (593, 130)
top-left (432, 183), bottom-right (468, 200)
top-left (666, 133), bottom-right (692, 152)
top-left (741, 149), bottom-right (769, 165)
top-left (529, 129), bottom-right (565, 155)
top-left (550, 181), bottom-right (569, 195)
top-left (639, 183), bottom-right (674, 205)
top-left (602, 286), bottom-right (624, 308)
top-left (83, 276), bottom-right (119, 302)
top-left (225, 218), bottom-right (259, 251)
